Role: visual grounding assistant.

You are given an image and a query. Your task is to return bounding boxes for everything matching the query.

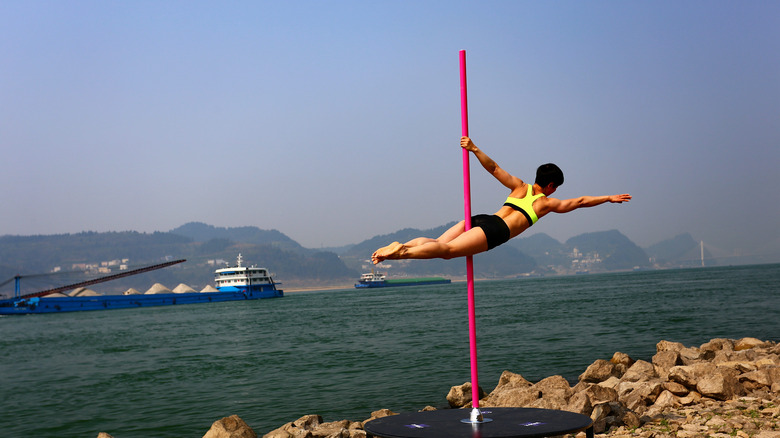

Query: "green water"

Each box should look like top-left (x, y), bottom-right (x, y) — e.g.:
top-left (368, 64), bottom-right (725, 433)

top-left (1, 264), bottom-right (778, 437)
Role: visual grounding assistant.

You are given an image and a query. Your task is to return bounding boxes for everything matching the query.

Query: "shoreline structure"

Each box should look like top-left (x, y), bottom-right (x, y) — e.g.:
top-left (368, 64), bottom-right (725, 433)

top-left (105, 337), bottom-right (780, 438)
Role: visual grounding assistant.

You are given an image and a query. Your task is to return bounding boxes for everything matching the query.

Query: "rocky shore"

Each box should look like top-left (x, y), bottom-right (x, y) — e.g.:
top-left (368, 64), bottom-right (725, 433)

top-left (101, 337), bottom-right (780, 438)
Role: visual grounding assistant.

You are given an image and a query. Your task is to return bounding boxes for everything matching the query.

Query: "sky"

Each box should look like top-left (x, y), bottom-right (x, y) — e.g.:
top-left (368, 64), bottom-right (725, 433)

top-left (1, 1), bottom-right (778, 261)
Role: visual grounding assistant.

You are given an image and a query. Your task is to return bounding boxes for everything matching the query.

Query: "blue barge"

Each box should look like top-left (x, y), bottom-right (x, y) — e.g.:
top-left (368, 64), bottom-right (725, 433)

top-left (0, 254), bottom-right (282, 315)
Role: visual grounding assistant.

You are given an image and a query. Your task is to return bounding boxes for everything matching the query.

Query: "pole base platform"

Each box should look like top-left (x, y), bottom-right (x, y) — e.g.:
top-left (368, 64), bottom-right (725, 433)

top-left (364, 407), bottom-right (593, 438)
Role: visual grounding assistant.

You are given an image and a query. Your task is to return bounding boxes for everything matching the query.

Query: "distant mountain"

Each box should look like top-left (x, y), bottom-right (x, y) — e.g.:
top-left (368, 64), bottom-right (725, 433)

top-left (0, 227), bottom-right (358, 296)
top-left (508, 233), bottom-right (568, 271)
top-left (645, 233), bottom-right (713, 267)
top-left (0, 231), bottom-right (192, 272)
top-left (565, 230), bottom-right (651, 271)
top-left (0, 222), bottom-right (737, 298)
top-left (170, 222), bottom-right (306, 253)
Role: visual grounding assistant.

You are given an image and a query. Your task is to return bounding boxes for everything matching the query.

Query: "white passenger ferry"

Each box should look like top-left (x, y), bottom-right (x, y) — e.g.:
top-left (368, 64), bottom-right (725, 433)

top-left (214, 254), bottom-right (283, 297)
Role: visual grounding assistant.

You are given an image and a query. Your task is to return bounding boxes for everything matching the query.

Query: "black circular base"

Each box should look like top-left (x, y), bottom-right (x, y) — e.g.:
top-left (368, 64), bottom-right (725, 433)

top-left (364, 407), bottom-right (593, 438)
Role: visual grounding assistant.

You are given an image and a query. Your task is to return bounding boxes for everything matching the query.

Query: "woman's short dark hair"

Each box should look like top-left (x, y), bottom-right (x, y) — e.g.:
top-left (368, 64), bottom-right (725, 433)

top-left (535, 163), bottom-right (564, 188)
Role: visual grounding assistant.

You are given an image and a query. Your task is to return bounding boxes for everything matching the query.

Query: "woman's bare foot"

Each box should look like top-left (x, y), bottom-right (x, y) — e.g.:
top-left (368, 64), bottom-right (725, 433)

top-left (372, 241), bottom-right (405, 264)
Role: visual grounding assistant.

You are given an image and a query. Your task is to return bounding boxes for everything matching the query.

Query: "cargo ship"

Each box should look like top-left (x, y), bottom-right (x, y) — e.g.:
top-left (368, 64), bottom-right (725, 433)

top-left (354, 271), bottom-right (451, 289)
top-left (0, 254), bottom-right (282, 315)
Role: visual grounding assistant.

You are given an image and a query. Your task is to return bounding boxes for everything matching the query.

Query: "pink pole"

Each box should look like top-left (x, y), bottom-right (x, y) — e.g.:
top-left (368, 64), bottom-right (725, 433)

top-left (459, 49), bottom-right (480, 410)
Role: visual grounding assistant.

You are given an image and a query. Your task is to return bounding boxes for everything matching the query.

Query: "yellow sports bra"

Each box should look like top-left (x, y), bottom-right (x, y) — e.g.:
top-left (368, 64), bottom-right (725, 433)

top-left (503, 184), bottom-right (546, 225)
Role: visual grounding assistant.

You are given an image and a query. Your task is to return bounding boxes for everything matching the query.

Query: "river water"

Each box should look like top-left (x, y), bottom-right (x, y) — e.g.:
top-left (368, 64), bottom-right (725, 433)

top-left (1, 263), bottom-right (778, 437)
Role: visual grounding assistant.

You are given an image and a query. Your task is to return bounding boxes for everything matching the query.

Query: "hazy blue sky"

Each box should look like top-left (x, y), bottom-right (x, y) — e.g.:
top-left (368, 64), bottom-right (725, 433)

top-left (2, 1), bottom-right (778, 260)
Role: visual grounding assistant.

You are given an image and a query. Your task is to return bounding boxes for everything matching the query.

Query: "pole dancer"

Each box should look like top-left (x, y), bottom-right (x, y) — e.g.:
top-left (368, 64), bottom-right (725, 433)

top-left (371, 51), bottom-right (630, 418)
top-left (370, 142), bottom-right (631, 264)
top-left (364, 50), bottom-right (611, 438)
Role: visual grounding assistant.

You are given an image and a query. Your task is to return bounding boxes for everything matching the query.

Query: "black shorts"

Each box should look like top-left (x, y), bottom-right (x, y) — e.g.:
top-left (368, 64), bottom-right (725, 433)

top-left (472, 214), bottom-right (510, 250)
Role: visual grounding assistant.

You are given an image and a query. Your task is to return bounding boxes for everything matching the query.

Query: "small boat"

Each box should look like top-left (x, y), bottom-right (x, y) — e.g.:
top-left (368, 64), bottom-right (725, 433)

top-left (355, 271), bottom-right (451, 289)
top-left (355, 271), bottom-right (387, 287)
top-left (0, 254), bottom-right (282, 315)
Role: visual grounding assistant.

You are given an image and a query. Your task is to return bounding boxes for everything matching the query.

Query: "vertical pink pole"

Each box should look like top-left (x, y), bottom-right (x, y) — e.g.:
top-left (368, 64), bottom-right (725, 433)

top-left (459, 49), bottom-right (480, 410)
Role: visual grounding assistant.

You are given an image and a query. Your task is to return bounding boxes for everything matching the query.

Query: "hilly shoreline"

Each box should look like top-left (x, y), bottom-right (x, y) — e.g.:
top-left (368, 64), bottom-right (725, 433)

top-left (0, 222), bottom-right (751, 297)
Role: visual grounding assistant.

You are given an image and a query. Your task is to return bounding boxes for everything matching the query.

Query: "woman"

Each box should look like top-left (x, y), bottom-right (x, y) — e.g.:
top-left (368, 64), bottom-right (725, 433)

top-left (372, 136), bottom-right (631, 264)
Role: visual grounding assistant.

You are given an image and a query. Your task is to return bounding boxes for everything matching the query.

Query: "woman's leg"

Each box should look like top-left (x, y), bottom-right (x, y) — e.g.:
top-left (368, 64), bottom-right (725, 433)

top-left (372, 221), bottom-right (468, 264)
top-left (406, 226), bottom-right (488, 259)
top-left (372, 225), bottom-right (488, 263)
top-left (401, 220), bottom-right (466, 248)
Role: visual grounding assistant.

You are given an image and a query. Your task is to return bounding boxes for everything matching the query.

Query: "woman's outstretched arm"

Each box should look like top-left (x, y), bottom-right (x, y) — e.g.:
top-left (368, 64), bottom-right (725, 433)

top-left (461, 137), bottom-right (524, 190)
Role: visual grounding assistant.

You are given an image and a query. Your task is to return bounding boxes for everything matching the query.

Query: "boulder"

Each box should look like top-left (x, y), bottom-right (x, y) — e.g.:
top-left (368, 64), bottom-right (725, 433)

top-left (257, 337), bottom-right (780, 438)
top-left (262, 414), bottom-right (362, 438)
top-left (480, 371), bottom-right (535, 407)
top-left (656, 340), bottom-right (685, 353)
top-left (662, 381), bottom-right (689, 396)
top-left (651, 389), bottom-right (678, 409)
top-left (700, 338), bottom-right (734, 353)
top-left (756, 357), bottom-right (779, 368)
top-left (579, 359), bottom-right (618, 383)
top-left (679, 346), bottom-right (704, 365)
top-left (619, 380), bottom-right (663, 413)
top-left (697, 369), bottom-right (742, 400)
top-left (565, 391), bottom-right (593, 416)
top-left (652, 350), bottom-right (681, 379)
top-left (610, 352), bottom-right (635, 375)
top-left (481, 384), bottom-right (541, 408)
top-left (492, 370), bottom-right (533, 391)
top-left (203, 415), bottom-right (256, 438)
top-left (589, 402), bottom-right (611, 434)
top-left (446, 382), bottom-right (485, 408)
top-left (597, 376), bottom-right (621, 390)
top-left (678, 390), bottom-right (702, 406)
top-left (668, 362), bottom-right (717, 388)
top-left (527, 375), bottom-right (573, 410)
top-left (312, 420), bottom-right (353, 437)
top-left (735, 337), bottom-right (769, 351)
top-left (622, 359), bottom-right (657, 382)
top-left (363, 409), bottom-right (396, 423)
top-left (582, 382), bottom-right (619, 405)
top-left (293, 415), bottom-right (323, 430)
top-left (740, 369), bottom-right (773, 390)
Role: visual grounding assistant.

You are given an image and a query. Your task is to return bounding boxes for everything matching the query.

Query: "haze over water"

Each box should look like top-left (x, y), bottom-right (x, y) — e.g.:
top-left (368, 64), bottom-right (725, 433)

top-left (1, 264), bottom-right (779, 437)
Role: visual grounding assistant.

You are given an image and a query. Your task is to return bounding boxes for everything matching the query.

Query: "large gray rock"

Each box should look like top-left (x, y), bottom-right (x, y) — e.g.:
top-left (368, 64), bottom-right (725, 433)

top-left (656, 340), bottom-right (685, 353)
top-left (735, 337), bottom-right (770, 351)
top-left (668, 362), bottom-right (717, 388)
top-left (527, 375), bottom-right (573, 410)
top-left (581, 382), bottom-right (619, 405)
top-left (579, 359), bottom-right (618, 383)
top-left (479, 370), bottom-right (535, 407)
top-left (651, 349), bottom-right (680, 379)
top-left (446, 381), bottom-right (485, 408)
top-left (203, 415), bottom-right (257, 438)
top-left (697, 369), bottom-right (742, 400)
top-left (257, 337), bottom-right (780, 438)
top-left (622, 359), bottom-right (656, 382)
top-left (610, 352), bottom-right (635, 376)
top-left (700, 338), bottom-right (734, 353)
